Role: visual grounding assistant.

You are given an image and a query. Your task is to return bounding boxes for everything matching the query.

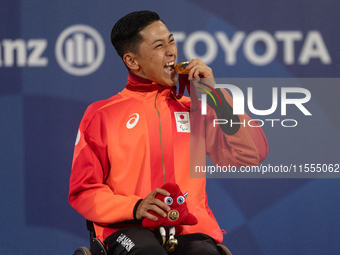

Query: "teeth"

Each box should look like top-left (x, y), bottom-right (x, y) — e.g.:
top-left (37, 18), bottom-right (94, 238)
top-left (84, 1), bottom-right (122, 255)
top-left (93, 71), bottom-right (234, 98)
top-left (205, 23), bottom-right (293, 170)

top-left (165, 61), bottom-right (174, 67)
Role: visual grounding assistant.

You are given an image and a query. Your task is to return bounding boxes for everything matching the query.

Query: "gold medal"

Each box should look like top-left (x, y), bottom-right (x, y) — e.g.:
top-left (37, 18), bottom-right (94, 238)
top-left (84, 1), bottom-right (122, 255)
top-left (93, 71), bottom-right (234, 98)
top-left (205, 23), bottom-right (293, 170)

top-left (175, 62), bottom-right (189, 74)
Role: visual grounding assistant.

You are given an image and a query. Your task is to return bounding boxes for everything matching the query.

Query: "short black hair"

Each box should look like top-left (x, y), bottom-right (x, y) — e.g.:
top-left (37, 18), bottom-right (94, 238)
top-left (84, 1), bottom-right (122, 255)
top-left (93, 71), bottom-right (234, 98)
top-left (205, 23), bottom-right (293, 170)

top-left (111, 10), bottom-right (163, 59)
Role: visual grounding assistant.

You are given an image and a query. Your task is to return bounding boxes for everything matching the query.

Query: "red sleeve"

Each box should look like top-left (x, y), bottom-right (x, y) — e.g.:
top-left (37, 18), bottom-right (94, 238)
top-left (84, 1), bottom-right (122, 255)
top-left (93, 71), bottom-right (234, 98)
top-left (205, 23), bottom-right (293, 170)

top-left (68, 100), bottom-right (141, 225)
top-left (206, 89), bottom-right (268, 167)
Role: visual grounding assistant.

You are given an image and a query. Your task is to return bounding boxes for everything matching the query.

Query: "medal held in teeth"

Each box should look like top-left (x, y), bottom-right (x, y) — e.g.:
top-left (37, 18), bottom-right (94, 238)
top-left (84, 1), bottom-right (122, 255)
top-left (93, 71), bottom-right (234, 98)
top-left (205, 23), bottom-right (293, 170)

top-left (175, 62), bottom-right (190, 74)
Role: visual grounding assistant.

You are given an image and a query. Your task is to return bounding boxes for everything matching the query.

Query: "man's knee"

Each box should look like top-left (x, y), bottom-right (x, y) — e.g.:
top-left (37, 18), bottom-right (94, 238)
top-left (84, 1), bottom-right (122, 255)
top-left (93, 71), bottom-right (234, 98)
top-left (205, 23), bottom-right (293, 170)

top-left (105, 226), bottom-right (167, 255)
top-left (131, 242), bottom-right (167, 255)
top-left (174, 233), bottom-right (220, 255)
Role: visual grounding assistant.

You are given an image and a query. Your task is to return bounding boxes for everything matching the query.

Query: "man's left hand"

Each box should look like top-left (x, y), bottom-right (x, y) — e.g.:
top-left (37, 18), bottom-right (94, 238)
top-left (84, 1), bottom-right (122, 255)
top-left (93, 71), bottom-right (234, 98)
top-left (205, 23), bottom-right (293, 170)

top-left (184, 58), bottom-right (216, 93)
top-left (186, 58), bottom-right (214, 79)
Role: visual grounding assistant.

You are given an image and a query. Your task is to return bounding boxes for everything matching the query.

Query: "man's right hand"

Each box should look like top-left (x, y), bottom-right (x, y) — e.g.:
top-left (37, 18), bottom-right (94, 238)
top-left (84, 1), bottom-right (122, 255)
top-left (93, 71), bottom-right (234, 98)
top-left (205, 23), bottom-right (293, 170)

top-left (135, 188), bottom-right (171, 221)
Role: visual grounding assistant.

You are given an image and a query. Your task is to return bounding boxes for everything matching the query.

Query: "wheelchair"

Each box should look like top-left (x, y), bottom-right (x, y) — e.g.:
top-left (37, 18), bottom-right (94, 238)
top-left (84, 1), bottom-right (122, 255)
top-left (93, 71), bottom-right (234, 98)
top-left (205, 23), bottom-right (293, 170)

top-left (73, 220), bottom-right (232, 255)
top-left (73, 220), bottom-right (107, 255)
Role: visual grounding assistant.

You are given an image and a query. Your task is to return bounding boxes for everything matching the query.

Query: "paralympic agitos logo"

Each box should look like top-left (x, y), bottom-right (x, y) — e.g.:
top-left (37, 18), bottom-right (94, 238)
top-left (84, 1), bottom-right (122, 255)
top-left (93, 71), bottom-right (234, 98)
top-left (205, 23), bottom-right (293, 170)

top-left (197, 81), bottom-right (312, 128)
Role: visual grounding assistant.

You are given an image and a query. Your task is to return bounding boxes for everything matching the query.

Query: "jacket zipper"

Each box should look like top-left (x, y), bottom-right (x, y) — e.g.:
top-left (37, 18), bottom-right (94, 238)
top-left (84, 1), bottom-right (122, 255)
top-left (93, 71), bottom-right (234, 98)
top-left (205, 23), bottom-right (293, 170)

top-left (154, 90), bottom-right (166, 185)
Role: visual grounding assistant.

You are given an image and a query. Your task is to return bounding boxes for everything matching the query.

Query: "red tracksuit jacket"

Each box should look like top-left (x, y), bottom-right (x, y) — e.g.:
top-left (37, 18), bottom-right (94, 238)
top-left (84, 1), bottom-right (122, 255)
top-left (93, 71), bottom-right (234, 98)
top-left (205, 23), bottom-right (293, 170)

top-left (69, 72), bottom-right (268, 243)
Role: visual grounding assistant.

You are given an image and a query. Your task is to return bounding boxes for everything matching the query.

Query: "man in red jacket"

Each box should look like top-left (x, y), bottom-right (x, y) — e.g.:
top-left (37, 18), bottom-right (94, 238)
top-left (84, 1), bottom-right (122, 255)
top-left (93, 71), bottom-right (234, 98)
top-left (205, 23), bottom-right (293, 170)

top-left (69, 10), bottom-right (268, 255)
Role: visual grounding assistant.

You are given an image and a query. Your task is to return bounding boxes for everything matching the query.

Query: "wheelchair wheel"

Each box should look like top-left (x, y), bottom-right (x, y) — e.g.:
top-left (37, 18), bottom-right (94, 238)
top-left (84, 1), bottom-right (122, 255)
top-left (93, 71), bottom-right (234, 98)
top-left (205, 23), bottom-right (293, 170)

top-left (73, 246), bottom-right (92, 255)
top-left (217, 244), bottom-right (232, 255)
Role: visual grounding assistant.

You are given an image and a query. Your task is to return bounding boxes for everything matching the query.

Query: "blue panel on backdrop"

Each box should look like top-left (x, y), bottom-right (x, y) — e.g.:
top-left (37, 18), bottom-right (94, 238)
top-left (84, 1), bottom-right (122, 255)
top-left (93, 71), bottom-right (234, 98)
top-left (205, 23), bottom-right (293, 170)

top-left (23, 95), bottom-right (88, 238)
top-left (249, 179), bottom-right (340, 254)
top-left (0, 0), bottom-right (22, 94)
top-left (0, 0), bottom-right (21, 39)
top-left (223, 224), bottom-right (263, 255)
top-left (208, 179), bottom-right (310, 218)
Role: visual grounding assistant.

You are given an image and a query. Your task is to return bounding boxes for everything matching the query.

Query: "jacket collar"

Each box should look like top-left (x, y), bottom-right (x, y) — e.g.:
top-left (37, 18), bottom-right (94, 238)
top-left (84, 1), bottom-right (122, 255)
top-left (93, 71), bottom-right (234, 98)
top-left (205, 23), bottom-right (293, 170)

top-left (126, 71), bottom-right (171, 92)
top-left (123, 72), bottom-right (189, 110)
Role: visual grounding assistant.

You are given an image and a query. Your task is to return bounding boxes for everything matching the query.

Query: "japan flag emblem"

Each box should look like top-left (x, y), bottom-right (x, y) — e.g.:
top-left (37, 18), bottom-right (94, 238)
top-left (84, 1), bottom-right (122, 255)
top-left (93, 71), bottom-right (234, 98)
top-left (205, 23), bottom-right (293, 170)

top-left (174, 112), bottom-right (190, 133)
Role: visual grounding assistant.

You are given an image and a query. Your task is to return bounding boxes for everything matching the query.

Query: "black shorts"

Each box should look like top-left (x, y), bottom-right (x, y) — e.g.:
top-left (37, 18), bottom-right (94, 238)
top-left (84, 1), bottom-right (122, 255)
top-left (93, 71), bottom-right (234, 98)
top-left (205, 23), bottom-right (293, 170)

top-left (104, 226), bottom-right (221, 255)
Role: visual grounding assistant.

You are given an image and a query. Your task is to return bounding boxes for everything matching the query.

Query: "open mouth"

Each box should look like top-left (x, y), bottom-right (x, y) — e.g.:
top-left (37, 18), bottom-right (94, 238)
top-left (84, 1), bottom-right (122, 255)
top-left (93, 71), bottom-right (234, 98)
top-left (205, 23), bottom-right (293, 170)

top-left (164, 61), bottom-right (175, 74)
